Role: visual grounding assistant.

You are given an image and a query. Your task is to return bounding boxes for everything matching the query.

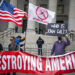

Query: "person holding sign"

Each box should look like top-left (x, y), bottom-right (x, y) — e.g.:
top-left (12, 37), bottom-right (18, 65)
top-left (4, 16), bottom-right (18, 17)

top-left (8, 36), bottom-right (19, 75)
top-left (51, 34), bottom-right (70, 56)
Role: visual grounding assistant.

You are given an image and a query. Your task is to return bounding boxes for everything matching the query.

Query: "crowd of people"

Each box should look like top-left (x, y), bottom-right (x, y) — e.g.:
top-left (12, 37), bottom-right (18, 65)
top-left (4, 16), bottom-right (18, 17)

top-left (0, 34), bottom-right (72, 56)
top-left (36, 34), bottom-right (70, 75)
top-left (36, 34), bottom-right (70, 57)
top-left (0, 35), bottom-right (25, 53)
top-left (0, 34), bottom-right (73, 75)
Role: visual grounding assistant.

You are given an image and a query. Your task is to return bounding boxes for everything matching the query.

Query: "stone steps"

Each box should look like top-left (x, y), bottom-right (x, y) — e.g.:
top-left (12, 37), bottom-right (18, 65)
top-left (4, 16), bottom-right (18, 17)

top-left (0, 33), bottom-right (75, 56)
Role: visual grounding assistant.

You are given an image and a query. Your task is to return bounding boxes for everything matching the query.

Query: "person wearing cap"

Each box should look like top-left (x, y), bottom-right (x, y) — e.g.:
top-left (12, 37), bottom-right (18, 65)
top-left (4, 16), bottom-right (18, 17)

top-left (15, 36), bottom-right (25, 51)
top-left (51, 34), bottom-right (70, 56)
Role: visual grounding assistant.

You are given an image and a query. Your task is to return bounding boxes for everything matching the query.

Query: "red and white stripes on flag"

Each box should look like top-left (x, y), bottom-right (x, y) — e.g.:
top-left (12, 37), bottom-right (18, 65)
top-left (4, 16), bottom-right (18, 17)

top-left (0, 7), bottom-right (27, 27)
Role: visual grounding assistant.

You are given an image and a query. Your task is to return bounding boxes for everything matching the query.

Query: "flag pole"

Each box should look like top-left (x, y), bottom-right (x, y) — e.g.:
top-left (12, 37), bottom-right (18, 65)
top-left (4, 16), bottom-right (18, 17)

top-left (24, 0), bottom-right (29, 52)
top-left (24, 29), bottom-right (27, 51)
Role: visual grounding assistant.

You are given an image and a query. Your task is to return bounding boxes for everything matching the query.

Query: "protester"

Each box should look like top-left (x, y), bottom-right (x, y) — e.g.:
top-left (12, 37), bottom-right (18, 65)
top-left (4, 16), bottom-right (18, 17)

top-left (69, 30), bottom-right (74, 41)
top-left (39, 28), bottom-right (43, 34)
top-left (0, 43), bottom-right (3, 52)
top-left (35, 28), bottom-right (38, 34)
top-left (8, 36), bottom-right (19, 75)
top-left (8, 36), bottom-right (19, 51)
top-left (36, 37), bottom-right (44, 55)
top-left (51, 34), bottom-right (70, 56)
top-left (15, 35), bottom-right (25, 51)
top-left (51, 34), bottom-right (70, 75)
top-left (15, 26), bottom-right (18, 33)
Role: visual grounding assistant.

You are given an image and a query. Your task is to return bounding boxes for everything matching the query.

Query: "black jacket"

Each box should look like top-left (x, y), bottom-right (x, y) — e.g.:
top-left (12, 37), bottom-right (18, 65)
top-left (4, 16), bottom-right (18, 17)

top-left (36, 37), bottom-right (44, 48)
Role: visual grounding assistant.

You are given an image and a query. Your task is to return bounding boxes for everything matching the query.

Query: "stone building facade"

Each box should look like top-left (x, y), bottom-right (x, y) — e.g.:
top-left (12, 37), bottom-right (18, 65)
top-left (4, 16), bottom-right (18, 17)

top-left (0, 0), bottom-right (75, 33)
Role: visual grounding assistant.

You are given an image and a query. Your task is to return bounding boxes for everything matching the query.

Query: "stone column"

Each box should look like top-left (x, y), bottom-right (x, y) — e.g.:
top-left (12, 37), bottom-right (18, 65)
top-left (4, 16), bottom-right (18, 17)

top-left (48, 0), bottom-right (57, 23)
top-left (27, 0), bottom-right (36, 34)
top-left (8, 0), bottom-right (17, 29)
top-left (17, 0), bottom-right (25, 33)
top-left (68, 0), bottom-right (75, 31)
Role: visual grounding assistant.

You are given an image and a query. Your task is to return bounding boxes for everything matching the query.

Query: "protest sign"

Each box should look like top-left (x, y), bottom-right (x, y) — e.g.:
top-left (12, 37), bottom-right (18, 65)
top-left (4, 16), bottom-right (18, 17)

top-left (46, 23), bottom-right (68, 36)
top-left (0, 51), bottom-right (75, 74)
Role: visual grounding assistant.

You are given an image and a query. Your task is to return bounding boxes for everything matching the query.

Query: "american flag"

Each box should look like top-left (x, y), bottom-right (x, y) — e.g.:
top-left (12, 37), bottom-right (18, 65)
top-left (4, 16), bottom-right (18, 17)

top-left (0, 0), bottom-right (27, 27)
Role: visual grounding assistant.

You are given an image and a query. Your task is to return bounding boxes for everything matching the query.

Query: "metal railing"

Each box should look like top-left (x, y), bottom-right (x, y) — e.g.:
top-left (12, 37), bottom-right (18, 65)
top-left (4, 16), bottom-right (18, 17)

top-left (1, 30), bottom-right (75, 56)
top-left (3, 47), bottom-right (75, 57)
top-left (3, 42), bottom-right (75, 56)
top-left (0, 28), bottom-right (15, 39)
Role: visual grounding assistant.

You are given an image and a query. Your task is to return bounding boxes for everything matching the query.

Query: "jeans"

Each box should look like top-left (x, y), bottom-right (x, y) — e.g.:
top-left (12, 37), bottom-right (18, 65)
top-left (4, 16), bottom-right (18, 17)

top-left (38, 48), bottom-right (42, 55)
